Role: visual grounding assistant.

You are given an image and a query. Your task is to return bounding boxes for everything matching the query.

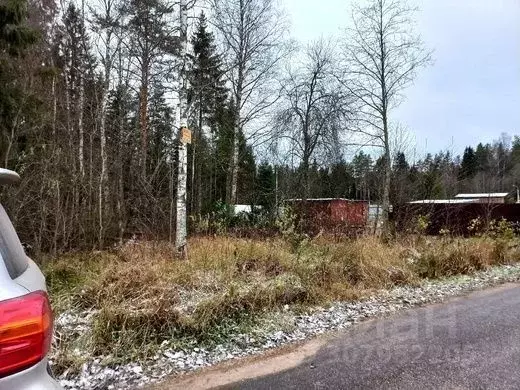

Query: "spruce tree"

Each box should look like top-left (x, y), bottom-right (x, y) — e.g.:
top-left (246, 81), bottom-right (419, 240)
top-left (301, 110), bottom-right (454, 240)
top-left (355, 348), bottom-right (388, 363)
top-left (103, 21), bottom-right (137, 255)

top-left (0, 0), bottom-right (37, 167)
top-left (0, 0), bottom-right (37, 55)
top-left (188, 12), bottom-right (227, 128)
top-left (511, 137), bottom-right (520, 167)
top-left (256, 162), bottom-right (275, 212)
top-left (475, 143), bottom-right (491, 172)
top-left (459, 146), bottom-right (477, 180)
top-left (187, 12), bottom-right (228, 212)
top-left (391, 152), bottom-right (411, 204)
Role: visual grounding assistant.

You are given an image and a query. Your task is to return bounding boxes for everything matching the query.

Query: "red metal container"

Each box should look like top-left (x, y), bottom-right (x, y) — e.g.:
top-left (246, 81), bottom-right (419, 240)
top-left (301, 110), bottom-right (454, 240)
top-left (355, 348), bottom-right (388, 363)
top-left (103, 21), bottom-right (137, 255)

top-left (286, 198), bottom-right (369, 235)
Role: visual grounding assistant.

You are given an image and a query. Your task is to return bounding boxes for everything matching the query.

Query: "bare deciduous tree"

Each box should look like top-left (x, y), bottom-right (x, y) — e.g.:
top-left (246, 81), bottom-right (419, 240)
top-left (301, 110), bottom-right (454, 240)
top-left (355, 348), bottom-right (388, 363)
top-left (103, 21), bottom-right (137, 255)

top-left (210, 0), bottom-right (288, 204)
top-left (91, 0), bottom-right (123, 247)
top-left (340, 0), bottom-right (432, 236)
top-left (275, 40), bottom-right (350, 200)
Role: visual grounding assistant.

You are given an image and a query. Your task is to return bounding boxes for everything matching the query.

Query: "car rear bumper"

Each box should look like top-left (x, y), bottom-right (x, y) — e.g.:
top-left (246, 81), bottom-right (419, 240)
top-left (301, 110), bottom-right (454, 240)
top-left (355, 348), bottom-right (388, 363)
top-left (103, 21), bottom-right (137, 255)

top-left (0, 358), bottom-right (63, 390)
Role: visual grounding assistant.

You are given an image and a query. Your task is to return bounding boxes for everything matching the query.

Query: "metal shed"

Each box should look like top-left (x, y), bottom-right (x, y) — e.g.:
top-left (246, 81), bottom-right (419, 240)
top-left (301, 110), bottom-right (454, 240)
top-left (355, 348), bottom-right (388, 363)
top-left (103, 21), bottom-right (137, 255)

top-left (454, 193), bottom-right (511, 204)
top-left (285, 198), bottom-right (369, 235)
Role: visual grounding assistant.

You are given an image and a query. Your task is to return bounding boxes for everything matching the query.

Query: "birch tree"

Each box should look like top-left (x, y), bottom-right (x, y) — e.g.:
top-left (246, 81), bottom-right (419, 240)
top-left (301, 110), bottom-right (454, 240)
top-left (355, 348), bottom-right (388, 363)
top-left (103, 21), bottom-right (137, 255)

top-left (210, 0), bottom-right (288, 205)
top-left (78, 1), bottom-right (86, 178)
top-left (340, 0), bottom-right (432, 236)
top-left (276, 40), bottom-right (350, 200)
top-left (175, 0), bottom-right (188, 255)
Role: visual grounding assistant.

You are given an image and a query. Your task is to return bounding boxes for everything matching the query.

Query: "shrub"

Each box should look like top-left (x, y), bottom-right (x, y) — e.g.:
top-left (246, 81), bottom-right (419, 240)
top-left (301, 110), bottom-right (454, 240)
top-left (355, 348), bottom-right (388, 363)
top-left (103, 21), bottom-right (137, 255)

top-left (416, 214), bottom-right (430, 234)
top-left (487, 218), bottom-right (516, 239)
top-left (276, 206), bottom-right (308, 252)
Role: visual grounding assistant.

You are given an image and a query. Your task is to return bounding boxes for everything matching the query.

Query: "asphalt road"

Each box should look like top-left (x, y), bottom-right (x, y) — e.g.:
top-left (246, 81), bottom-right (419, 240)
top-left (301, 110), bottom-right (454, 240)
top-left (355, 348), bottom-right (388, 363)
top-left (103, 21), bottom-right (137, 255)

top-left (226, 284), bottom-right (520, 390)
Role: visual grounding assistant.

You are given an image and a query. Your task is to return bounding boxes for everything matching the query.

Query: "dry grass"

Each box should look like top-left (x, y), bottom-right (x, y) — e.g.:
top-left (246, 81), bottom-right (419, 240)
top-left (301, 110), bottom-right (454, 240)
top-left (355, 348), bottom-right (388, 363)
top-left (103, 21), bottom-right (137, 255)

top-left (415, 237), bottom-right (520, 278)
top-left (43, 235), bottom-right (520, 371)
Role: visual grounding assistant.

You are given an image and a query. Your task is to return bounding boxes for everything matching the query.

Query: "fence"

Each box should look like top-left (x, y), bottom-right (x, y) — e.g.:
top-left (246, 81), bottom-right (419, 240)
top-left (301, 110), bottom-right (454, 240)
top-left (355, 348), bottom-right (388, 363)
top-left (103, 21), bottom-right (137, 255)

top-left (392, 203), bottom-right (520, 235)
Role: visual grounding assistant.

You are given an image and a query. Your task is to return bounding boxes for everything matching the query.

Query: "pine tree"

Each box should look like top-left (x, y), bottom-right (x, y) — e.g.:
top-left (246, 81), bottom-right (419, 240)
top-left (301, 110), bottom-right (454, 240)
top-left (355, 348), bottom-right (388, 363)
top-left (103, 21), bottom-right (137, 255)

top-left (148, 82), bottom-right (174, 186)
top-left (106, 85), bottom-right (137, 242)
top-left (394, 152), bottom-right (409, 172)
top-left (352, 151), bottom-right (373, 200)
top-left (510, 136), bottom-right (520, 190)
top-left (123, 0), bottom-right (177, 177)
top-left (511, 136), bottom-right (520, 170)
top-left (420, 153), bottom-right (444, 199)
top-left (238, 140), bottom-right (256, 204)
top-left (213, 100), bottom-right (237, 204)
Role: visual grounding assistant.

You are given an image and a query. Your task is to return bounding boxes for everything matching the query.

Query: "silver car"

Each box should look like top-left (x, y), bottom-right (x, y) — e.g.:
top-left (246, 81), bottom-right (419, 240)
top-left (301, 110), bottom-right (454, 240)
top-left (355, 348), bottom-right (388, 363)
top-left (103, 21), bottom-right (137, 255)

top-left (0, 169), bottom-right (62, 390)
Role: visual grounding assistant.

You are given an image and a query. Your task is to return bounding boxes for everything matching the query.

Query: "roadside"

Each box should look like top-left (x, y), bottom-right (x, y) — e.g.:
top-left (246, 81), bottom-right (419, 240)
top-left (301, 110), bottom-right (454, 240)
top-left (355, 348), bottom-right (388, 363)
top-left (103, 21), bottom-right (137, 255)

top-left (181, 283), bottom-right (520, 390)
top-left (145, 337), bottom-right (328, 390)
top-left (51, 254), bottom-right (520, 390)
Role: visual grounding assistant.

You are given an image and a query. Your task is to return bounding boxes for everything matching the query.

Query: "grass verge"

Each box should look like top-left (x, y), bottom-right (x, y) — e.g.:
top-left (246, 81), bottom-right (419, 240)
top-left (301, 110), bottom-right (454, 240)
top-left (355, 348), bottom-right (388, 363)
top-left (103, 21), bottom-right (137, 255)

top-left (43, 235), bottom-right (520, 375)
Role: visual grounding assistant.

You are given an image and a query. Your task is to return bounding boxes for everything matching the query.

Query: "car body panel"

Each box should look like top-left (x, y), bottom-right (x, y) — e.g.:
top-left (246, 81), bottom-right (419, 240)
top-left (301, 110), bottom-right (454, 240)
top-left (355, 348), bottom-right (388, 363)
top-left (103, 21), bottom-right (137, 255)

top-left (0, 253), bottom-right (27, 301)
top-left (0, 254), bottom-right (61, 390)
top-left (0, 196), bottom-right (63, 389)
top-left (0, 358), bottom-right (61, 390)
top-left (14, 258), bottom-right (47, 293)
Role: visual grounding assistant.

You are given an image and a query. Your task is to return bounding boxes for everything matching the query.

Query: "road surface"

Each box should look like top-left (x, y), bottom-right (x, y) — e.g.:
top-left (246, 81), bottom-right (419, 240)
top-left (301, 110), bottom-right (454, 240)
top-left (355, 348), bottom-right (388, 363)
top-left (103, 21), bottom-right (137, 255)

top-left (157, 283), bottom-right (520, 390)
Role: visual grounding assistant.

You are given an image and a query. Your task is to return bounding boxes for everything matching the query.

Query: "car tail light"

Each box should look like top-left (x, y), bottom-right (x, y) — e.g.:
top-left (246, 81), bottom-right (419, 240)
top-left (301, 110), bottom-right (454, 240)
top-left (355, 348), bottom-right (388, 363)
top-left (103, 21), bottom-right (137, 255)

top-left (0, 291), bottom-right (53, 378)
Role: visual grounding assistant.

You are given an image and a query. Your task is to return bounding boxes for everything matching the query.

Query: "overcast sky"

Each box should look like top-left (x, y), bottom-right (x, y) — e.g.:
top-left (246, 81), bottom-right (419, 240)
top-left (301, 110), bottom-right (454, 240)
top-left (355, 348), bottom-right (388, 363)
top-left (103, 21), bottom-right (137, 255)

top-left (283, 0), bottom-right (520, 160)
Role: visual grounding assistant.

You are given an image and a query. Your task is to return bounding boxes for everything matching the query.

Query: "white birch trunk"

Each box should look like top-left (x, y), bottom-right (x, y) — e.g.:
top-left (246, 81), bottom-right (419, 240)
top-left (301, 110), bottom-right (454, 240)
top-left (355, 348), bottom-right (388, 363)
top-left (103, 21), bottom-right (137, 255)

top-left (117, 51), bottom-right (125, 244)
top-left (78, 74), bottom-right (85, 178)
top-left (117, 108), bottom-right (125, 244)
top-left (228, 78), bottom-right (242, 205)
top-left (229, 124), bottom-right (239, 204)
top-left (175, 0), bottom-right (188, 255)
top-left (227, 15), bottom-right (244, 206)
top-left (51, 73), bottom-right (57, 139)
top-left (98, 80), bottom-right (108, 248)
top-left (64, 66), bottom-right (72, 157)
top-left (78, 0), bottom-right (86, 178)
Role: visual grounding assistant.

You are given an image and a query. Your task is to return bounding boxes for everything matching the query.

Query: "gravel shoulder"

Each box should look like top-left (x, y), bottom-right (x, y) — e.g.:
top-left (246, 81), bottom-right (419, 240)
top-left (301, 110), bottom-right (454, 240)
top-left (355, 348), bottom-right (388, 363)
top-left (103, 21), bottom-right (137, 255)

top-left (55, 263), bottom-right (520, 390)
top-left (148, 282), bottom-right (520, 390)
top-left (145, 337), bottom-right (328, 390)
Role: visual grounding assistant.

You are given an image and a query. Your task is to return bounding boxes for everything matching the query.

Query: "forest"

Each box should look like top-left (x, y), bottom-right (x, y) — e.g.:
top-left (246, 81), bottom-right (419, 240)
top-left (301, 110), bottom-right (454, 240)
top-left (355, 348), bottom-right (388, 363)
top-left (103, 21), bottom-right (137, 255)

top-left (0, 0), bottom-right (518, 255)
